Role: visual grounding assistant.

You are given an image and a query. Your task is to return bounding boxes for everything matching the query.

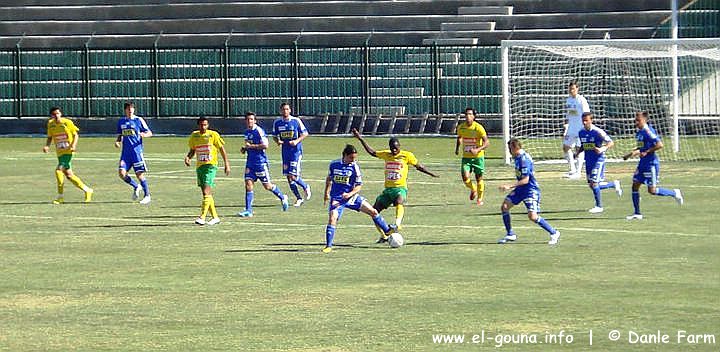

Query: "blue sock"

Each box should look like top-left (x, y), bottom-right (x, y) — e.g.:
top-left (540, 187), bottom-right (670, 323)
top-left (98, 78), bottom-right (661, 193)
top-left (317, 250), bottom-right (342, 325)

top-left (632, 191), bottom-right (641, 214)
top-left (325, 225), bottom-right (336, 247)
top-left (245, 191), bottom-right (254, 212)
top-left (535, 217), bottom-right (557, 235)
top-left (598, 181), bottom-right (614, 190)
top-left (295, 177), bottom-right (309, 191)
top-left (372, 214), bottom-right (391, 233)
top-left (289, 180), bottom-right (302, 199)
top-left (655, 188), bottom-right (676, 197)
top-left (502, 211), bottom-right (513, 235)
top-left (123, 175), bottom-right (138, 188)
top-left (592, 186), bottom-right (602, 207)
top-left (270, 185), bottom-right (284, 200)
top-left (140, 179), bottom-right (149, 196)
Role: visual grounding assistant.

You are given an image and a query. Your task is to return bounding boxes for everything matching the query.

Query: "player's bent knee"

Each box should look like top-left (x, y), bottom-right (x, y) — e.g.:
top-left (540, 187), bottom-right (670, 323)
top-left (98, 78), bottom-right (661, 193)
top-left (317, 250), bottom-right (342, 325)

top-left (527, 212), bottom-right (538, 221)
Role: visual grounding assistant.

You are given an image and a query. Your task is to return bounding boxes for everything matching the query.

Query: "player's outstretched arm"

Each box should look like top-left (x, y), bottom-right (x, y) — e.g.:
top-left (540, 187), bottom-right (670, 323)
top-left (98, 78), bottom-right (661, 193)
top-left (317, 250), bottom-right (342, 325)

top-left (415, 163), bottom-right (439, 178)
top-left (351, 128), bottom-right (377, 157)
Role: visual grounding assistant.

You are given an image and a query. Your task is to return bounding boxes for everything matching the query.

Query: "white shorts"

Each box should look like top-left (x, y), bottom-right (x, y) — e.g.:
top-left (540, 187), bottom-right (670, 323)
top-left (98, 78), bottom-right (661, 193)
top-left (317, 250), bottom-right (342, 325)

top-left (563, 124), bottom-right (582, 147)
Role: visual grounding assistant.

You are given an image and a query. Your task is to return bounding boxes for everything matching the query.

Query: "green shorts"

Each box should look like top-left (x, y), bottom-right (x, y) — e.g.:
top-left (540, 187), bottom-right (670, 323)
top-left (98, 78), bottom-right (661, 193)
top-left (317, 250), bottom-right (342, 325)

top-left (375, 187), bottom-right (408, 209)
top-left (461, 157), bottom-right (485, 176)
top-left (196, 164), bottom-right (218, 187)
top-left (57, 154), bottom-right (73, 170)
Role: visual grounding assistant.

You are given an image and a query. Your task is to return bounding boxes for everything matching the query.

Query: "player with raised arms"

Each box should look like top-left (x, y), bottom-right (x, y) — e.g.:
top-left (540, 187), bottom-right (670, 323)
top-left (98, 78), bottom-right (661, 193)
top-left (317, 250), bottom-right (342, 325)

top-left (498, 138), bottom-right (561, 245)
top-left (184, 117), bottom-right (230, 225)
top-left (576, 112), bottom-right (622, 213)
top-left (322, 144), bottom-right (397, 253)
top-left (115, 101), bottom-right (153, 204)
top-left (237, 112), bottom-right (289, 217)
top-left (455, 107), bottom-right (490, 205)
top-left (623, 112), bottom-right (684, 220)
top-left (272, 102), bottom-right (311, 207)
top-left (352, 128), bottom-right (438, 242)
top-left (563, 81), bottom-right (590, 179)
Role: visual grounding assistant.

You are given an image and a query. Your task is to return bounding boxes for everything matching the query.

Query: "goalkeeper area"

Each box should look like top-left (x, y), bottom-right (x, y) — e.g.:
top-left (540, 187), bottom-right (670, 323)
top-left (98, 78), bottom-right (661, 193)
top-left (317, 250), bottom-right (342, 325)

top-left (502, 38), bottom-right (720, 163)
top-left (1, 136), bottom-right (717, 351)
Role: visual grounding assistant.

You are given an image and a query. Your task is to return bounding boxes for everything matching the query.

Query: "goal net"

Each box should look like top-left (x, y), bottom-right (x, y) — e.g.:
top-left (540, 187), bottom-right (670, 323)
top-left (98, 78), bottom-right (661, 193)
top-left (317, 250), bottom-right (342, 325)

top-left (501, 38), bottom-right (720, 163)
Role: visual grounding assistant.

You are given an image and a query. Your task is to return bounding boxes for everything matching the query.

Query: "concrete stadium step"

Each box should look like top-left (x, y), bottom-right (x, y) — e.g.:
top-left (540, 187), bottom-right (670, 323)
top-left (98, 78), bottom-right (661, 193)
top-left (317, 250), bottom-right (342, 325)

top-left (349, 106), bottom-right (406, 115)
top-left (369, 87), bottom-right (425, 97)
top-left (406, 53), bottom-right (460, 64)
top-left (385, 68), bottom-right (439, 77)
top-left (422, 38), bottom-right (479, 46)
top-left (441, 22), bottom-right (496, 31)
top-left (458, 6), bottom-right (513, 15)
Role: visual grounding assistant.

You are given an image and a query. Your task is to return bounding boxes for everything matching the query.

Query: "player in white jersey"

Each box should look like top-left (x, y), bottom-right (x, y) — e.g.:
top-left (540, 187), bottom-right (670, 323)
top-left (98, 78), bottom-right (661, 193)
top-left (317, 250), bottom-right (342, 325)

top-left (562, 81), bottom-right (590, 179)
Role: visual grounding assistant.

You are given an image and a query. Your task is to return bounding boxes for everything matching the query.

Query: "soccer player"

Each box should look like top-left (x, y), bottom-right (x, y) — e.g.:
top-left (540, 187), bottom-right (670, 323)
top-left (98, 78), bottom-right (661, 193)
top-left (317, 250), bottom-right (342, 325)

top-left (498, 138), bottom-right (561, 245)
top-left (42, 106), bottom-right (93, 203)
top-left (184, 117), bottom-right (231, 225)
top-left (624, 112), bottom-right (684, 220)
top-left (455, 107), bottom-right (490, 205)
top-left (272, 102), bottom-right (311, 207)
top-left (352, 128), bottom-right (438, 241)
top-left (237, 112), bottom-right (290, 217)
top-left (322, 144), bottom-right (397, 253)
top-left (576, 112), bottom-right (622, 213)
top-left (115, 101), bottom-right (153, 204)
top-left (563, 81), bottom-right (590, 179)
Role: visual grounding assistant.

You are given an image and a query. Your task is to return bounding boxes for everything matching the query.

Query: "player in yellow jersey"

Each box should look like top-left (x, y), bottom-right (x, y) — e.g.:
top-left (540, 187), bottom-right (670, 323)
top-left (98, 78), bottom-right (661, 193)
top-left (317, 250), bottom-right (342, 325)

top-left (455, 107), bottom-right (489, 206)
top-left (42, 106), bottom-right (93, 204)
top-left (184, 117), bottom-right (231, 225)
top-left (352, 128), bottom-right (438, 242)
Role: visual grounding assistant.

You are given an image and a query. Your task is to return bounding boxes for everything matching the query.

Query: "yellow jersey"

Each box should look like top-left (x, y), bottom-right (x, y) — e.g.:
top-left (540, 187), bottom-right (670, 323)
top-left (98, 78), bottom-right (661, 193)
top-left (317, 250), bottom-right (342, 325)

top-left (188, 129), bottom-right (226, 167)
top-left (457, 121), bottom-right (487, 158)
top-left (376, 150), bottom-right (418, 188)
top-left (46, 117), bottom-right (79, 156)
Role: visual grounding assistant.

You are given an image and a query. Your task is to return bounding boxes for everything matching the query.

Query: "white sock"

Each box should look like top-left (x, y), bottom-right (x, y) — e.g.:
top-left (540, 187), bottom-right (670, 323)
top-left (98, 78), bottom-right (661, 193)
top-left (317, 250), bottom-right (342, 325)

top-left (565, 151), bottom-right (576, 173)
top-left (576, 151), bottom-right (584, 174)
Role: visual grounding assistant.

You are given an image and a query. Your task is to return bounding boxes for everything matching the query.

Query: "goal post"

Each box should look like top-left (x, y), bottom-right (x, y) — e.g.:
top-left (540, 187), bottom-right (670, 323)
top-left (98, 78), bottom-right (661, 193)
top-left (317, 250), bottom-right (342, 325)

top-left (501, 38), bottom-right (720, 164)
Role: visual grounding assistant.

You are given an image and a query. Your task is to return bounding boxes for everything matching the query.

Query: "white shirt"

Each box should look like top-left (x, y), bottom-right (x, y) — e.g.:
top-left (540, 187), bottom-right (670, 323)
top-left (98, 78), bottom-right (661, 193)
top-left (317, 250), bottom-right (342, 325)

top-left (565, 94), bottom-right (589, 131)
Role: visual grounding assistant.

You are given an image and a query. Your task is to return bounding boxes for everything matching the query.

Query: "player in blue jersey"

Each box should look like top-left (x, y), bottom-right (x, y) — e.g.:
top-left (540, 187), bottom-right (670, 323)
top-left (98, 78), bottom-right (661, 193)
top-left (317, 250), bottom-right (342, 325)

top-left (623, 112), bottom-right (684, 220)
top-left (237, 112), bottom-right (289, 217)
top-left (272, 103), bottom-right (311, 207)
top-left (114, 101), bottom-right (153, 204)
top-left (322, 144), bottom-right (397, 253)
top-left (498, 138), bottom-right (561, 245)
top-left (576, 112), bottom-right (622, 213)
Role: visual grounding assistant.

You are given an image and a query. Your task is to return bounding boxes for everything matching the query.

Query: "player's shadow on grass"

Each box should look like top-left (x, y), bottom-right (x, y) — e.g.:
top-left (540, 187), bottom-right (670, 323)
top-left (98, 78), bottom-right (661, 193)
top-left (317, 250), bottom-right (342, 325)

top-left (225, 243), bottom-right (391, 253)
top-left (79, 223), bottom-right (181, 228)
top-left (0, 200), bottom-right (127, 205)
top-left (410, 241), bottom-right (546, 246)
top-left (160, 204), bottom-right (275, 209)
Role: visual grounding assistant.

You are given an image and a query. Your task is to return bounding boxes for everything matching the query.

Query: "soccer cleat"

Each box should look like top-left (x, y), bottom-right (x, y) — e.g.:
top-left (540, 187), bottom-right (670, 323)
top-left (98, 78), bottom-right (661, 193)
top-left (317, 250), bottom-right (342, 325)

top-left (132, 186), bottom-right (142, 201)
top-left (548, 231), bottom-right (561, 245)
top-left (321, 246), bottom-right (333, 253)
top-left (614, 180), bottom-right (623, 198)
top-left (588, 206), bottom-right (604, 214)
top-left (304, 184), bottom-right (312, 201)
top-left (386, 224), bottom-right (398, 235)
top-left (476, 199), bottom-right (484, 206)
top-left (376, 234), bottom-right (389, 244)
top-left (52, 197), bottom-right (64, 205)
top-left (207, 217), bottom-right (220, 225)
top-left (626, 213), bottom-right (643, 220)
top-left (84, 188), bottom-right (94, 203)
top-left (498, 234), bottom-right (517, 244)
top-left (674, 189), bottom-right (683, 205)
top-left (237, 210), bottom-right (254, 217)
top-left (293, 198), bottom-right (304, 207)
top-left (567, 172), bottom-right (581, 180)
top-left (139, 196), bottom-right (152, 205)
top-left (469, 189), bottom-right (477, 201)
top-left (194, 217), bottom-right (206, 225)
top-left (281, 195), bottom-right (289, 211)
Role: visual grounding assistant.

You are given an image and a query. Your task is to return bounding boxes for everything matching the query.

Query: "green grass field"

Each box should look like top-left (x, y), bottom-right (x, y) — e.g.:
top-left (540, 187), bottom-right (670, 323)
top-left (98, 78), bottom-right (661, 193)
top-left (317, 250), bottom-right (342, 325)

top-left (0, 136), bottom-right (718, 351)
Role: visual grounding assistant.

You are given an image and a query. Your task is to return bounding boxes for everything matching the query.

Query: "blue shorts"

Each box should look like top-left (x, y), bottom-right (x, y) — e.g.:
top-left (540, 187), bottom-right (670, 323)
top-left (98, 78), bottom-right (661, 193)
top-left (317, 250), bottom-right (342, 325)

top-left (585, 159), bottom-right (606, 183)
top-left (245, 163), bottom-right (272, 184)
top-left (505, 187), bottom-right (541, 213)
top-left (282, 152), bottom-right (303, 176)
top-left (328, 194), bottom-right (365, 220)
top-left (633, 163), bottom-right (659, 186)
top-left (119, 152), bottom-right (147, 173)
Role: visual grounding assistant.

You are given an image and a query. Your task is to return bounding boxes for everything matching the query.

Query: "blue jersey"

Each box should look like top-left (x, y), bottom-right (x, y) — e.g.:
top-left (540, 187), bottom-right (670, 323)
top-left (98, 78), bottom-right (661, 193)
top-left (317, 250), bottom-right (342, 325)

top-left (244, 125), bottom-right (269, 166)
top-left (117, 116), bottom-right (150, 155)
top-left (327, 158), bottom-right (362, 199)
top-left (513, 149), bottom-right (539, 192)
top-left (579, 125), bottom-right (612, 164)
top-left (636, 124), bottom-right (661, 167)
top-left (273, 116), bottom-right (308, 156)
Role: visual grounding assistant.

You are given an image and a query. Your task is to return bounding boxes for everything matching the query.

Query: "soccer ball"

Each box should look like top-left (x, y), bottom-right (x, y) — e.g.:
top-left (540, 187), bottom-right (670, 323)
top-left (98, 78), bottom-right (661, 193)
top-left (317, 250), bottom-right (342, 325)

top-left (388, 233), bottom-right (404, 248)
